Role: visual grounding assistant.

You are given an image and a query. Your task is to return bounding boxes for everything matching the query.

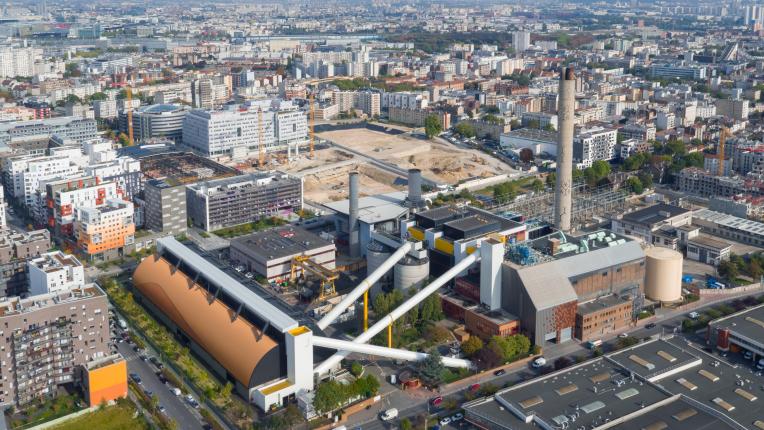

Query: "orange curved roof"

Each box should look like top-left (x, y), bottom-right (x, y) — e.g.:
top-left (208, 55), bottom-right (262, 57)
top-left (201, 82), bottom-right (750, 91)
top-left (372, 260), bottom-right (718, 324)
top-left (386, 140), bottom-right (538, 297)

top-left (133, 255), bottom-right (280, 387)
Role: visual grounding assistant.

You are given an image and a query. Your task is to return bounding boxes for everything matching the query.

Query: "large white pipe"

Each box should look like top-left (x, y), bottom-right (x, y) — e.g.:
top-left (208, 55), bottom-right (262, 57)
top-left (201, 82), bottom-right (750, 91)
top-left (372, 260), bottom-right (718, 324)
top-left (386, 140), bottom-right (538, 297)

top-left (317, 241), bottom-right (414, 330)
top-left (314, 251), bottom-right (481, 375)
top-left (312, 336), bottom-right (473, 369)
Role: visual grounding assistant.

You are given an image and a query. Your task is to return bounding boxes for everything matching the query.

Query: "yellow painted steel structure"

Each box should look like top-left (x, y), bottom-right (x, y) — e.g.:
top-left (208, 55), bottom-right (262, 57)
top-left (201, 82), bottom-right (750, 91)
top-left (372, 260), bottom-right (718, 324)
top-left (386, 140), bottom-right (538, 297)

top-left (363, 290), bottom-right (369, 331)
top-left (290, 255), bottom-right (339, 299)
top-left (408, 227), bottom-right (425, 241)
top-left (435, 237), bottom-right (454, 255)
top-left (387, 324), bottom-right (392, 348)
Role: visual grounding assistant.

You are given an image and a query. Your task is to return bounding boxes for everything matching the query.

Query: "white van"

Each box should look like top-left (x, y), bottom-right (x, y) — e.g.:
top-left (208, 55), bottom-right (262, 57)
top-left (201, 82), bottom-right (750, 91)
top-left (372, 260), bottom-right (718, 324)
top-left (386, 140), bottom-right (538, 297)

top-left (380, 408), bottom-right (398, 421)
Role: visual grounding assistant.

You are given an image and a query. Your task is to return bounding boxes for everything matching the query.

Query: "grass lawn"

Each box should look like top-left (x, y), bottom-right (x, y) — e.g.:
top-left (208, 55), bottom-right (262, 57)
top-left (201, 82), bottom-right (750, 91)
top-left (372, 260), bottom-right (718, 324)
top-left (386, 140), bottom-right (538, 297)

top-left (49, 400), bottom-right (149, 430)
top-left (10, 393), bottom-right (84, 429)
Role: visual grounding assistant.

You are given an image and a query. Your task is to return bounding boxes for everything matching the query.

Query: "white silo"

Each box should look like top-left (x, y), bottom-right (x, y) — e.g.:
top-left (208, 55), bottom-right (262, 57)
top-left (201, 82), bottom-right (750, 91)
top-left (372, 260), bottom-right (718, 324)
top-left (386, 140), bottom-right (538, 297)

top-left (366, 241), bottom-right (393, 296)
top-left (394, 255), bottom-right (430, 291)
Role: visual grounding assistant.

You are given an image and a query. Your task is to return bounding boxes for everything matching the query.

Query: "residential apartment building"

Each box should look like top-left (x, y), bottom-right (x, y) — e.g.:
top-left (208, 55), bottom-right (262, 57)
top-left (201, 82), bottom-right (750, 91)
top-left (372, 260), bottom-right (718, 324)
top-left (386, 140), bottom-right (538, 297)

top-left (186, 172), bottom-right (302, 232)
top-left (143, 178), bottom-right (187, 235)
top-left (573, 127), bottom-right (618, 168)
top-left (0, 285), bottom-right (110, 406)
top-left (512, 31), bottom-right (531, 52)
top-left (93, 100), bottom-right (118, 120)
top-left (381, 91), bottom-right (428, 110)
top-left (3, 155), bottom-right (79, 208)
top-left (649, 64), bottom-right (707, 80)
top-left (0, 46), bottom-right (43, 78)
top-left (76, 199), bottom-right (135, 261)
top-left (43, 177), bottom-right (119, 237)
top-left (0, 229), bottom-right (51, 298)
top-left (716, 98), bottom-right (750, 121)
top-left (27, 251), bottom-right (84, 297)
top-left (388, 107), bottom-right (451, 129)
top-left (356, 91), bottom-right (381, 117)
top-left (618, 123), bottom-right (656, 142)
top-left (676, 168), bottom-right (764, 198)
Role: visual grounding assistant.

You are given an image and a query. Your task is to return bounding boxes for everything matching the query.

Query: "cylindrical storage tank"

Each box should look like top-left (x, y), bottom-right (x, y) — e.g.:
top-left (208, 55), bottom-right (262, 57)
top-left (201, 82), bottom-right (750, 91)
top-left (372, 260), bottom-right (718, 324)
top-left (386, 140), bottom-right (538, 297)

top-left (644, 247), bottom-right (683, 303)
top-left (394, 255), bottom-right (430, 291)
top-left (366, 241), bottom-right (394, 297)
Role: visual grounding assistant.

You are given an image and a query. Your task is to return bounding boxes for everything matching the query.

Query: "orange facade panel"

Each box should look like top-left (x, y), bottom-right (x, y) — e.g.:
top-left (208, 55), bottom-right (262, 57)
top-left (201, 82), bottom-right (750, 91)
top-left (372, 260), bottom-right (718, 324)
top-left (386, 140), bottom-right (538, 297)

top-left (86, 359), bottom-right (128, 406)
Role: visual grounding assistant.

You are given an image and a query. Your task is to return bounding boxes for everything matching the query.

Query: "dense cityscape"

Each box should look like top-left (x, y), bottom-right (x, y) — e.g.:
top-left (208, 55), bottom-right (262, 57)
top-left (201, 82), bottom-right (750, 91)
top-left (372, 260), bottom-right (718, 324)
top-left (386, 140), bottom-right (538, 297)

top-left (2, 0), bottom-right (764, 429)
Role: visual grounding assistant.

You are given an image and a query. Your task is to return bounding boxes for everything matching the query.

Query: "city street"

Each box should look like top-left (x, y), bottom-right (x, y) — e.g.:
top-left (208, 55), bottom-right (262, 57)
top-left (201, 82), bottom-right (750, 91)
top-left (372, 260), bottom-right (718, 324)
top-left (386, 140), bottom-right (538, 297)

top-left (115, 333), bottom-right (206, 430)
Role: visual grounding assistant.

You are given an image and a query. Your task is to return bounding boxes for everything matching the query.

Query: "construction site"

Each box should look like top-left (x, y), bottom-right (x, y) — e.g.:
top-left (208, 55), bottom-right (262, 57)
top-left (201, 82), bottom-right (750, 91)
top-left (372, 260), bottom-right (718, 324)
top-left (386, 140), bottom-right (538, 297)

top-left (140, 151), bottom-right (239, 184)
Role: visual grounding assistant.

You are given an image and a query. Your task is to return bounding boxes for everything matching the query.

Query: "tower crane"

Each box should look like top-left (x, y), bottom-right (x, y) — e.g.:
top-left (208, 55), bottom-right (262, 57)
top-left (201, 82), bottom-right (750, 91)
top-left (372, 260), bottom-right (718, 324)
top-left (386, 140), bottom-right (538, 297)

top-left (126, 85), bottom-right (134, 146)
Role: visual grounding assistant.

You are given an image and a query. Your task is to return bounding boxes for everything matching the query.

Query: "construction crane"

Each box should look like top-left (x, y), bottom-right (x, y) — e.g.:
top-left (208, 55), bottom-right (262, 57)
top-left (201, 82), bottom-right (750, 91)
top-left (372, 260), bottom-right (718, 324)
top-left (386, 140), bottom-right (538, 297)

top-left (258, 108), bottom-right (265, 169)
top-left (125, 85), bottom-right (134, 146)
top-left (718, 126), bottom-right (729, 177)
top-left (309, 91), bottom-right (316, 159)
top-left (290, 255), bottom-right (338, 300)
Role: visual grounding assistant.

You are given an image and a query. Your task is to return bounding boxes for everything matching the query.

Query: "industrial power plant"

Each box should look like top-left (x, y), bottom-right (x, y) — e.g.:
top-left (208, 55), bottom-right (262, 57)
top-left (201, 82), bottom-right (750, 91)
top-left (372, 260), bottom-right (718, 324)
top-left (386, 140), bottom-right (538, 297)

top-left (130, 68), bottom-right (692, 416)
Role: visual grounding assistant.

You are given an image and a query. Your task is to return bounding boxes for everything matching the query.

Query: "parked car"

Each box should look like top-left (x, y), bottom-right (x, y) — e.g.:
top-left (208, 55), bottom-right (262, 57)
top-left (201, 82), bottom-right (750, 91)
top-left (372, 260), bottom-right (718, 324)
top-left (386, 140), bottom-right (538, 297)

top-left (129, 373), bottom-right (141, 384)
top-left (494, 369), bottom-right (506, 376)
top-left (452, 412), bottom-right (464, 421)
top-left (245, 272), bottom-right (254, 279)
top-left (430, 396), bottom-right (443, 407)
top-left (469, 383), bottom-right (481, 392)
top-left (170, 387), bottom-right (182, 396)
top-left (158, 405), bottom-right (167, 415)
top-left (745, 351), bottom-right (754, 360)
top-left (185, 394), bottom-right (200, 409)
top-left (380, 408), bottom-right (398, 421)
top-left (439, 417), bottom-right (451, 426)
top-left (645, 323), bottom-right (656, 329)
top-left (149, 356), bottom-right (164, 369)
top-left (532, 357), bottom-right (547, 368)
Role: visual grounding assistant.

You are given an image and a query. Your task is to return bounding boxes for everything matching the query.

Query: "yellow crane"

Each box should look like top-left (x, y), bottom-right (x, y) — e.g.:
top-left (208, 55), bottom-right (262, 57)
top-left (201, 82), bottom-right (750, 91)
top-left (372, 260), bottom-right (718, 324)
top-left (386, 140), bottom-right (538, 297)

top-left (718, 126), bottom-right (729, 176)
top-left (258, 108), bottom-right (265, 169)
top-left (290, 255), bottom-right (338, 300)
top-left (126, 85), bottom-right (134, 146)
top-left (309, 92), bottom-right (315, 159)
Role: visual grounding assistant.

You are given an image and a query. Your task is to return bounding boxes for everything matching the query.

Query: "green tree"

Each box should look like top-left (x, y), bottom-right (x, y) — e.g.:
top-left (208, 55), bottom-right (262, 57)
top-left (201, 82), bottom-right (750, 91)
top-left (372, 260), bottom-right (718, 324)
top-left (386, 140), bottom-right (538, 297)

top-left (748, 259), bottom-right (763, 281)
top-left (424, 115), bottom-right (442, 139)
top-left (718, 259), bottom-right (739, 281)
top-left (65, 94), bottom-right (82, 104)
top-left (417, 349), bottom-right (445, 386)
top-left (531, 179), bottom-right (544, 193)
top-left (454, 122), bottom-right (476, 138)
top-left (638, 172), bottom-right (653, 189)
top-left (118, 132), bottom-right (130, 146)
top-left (461, 336), bottom-right (484, 357)
top-left (312, 380), bottom-right (345, 414)
top-left (89, 92), bottom-right (108, 101)
top-left (626, 176), bottom-right (644, 194)
top-left (401, 418), bottom-right (413, 430)
top-left (350, 361), bottom-right (363, 377)
top-left (591, 160), bottom-right (611, 179)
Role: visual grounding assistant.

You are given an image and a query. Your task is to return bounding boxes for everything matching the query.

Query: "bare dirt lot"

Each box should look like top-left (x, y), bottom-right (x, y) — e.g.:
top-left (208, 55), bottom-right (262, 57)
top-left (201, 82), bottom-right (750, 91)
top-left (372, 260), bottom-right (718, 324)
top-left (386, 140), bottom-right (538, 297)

top-left (316, 128), bottom-right (513, 185)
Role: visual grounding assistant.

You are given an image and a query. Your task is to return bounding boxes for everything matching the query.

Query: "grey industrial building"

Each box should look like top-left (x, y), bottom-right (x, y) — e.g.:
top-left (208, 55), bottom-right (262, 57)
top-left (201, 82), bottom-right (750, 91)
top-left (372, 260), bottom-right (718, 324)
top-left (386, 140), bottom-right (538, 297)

top-left (186, 172), bottom-right (302, 232)
top-left (465, 336), bottom-right (763, 430)
top-left (0, 285), bottom-right (110, 406)
top-left (693, 208), bottom-right (764, 247)
top-left (708, 304), bottom-right (764, 363)
top-left (229, 226), bottom-right (336, 281)
top-left (143, 178), bottom-right (187, 235)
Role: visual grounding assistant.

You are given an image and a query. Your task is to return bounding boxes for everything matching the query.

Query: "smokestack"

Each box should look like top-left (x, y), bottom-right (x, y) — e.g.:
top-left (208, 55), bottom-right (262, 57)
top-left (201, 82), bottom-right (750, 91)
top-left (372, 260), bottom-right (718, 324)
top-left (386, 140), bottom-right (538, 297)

top-left (348, 172), bottom-right (360, 258)
top-left (408, 168), bottom-right (422, 209)
top-left (554, 67), bottom-right (575, 232)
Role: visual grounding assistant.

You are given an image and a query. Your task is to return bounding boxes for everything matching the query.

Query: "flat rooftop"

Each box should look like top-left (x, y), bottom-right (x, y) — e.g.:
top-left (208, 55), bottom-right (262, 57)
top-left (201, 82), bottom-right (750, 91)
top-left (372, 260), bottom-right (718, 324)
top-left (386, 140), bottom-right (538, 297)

top-left (578, 294), bottom-right (631, 316)
top-left (694, 208), bottom-right (764, 236)
top-left (688, 235), bottom-right (733, 251)
top-left (620, 203), bottom-right (690, 228)
top-left (709, 304), bottom-right (764, 348)
top-left (323, 192), bottom-right (409, 225)
top-left (231, 226), bottom-right (334, 261)
top-left (464, 336), bottom-right (764, 430)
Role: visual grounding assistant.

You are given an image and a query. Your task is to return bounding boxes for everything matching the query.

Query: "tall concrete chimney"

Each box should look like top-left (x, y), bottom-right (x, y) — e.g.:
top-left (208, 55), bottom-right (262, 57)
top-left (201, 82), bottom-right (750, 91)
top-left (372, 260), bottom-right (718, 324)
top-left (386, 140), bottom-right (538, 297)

top-left (408, 168), bottom-right (422, 209)
top-left (348, 172), bottom-right (360, 258)
top-left (554, 67), bottom-right (575, 232)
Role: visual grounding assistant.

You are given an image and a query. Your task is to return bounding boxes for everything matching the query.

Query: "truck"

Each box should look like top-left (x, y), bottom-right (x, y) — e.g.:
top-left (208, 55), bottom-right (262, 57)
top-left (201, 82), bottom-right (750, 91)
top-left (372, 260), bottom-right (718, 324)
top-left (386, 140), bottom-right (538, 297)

top-left (380, 408), bottom-right (398, 421)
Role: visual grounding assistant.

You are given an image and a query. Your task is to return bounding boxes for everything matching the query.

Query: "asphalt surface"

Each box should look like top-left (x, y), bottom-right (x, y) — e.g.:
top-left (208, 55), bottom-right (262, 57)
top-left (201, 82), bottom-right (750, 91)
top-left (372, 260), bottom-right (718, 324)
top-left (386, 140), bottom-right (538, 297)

top-left (115, 332), bottom-right (205, 430)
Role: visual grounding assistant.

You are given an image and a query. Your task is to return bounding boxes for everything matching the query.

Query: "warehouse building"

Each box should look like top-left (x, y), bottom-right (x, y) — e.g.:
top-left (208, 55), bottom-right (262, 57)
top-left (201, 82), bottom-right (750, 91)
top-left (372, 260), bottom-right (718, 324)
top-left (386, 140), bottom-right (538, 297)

top-left (708, 304), bottom-right (764, 362)
top-left (464, 336), bottom-right (759, 430)
top-left (693, 208), bottom-right (764, 247)
top-left (186, 172), bottom-right (302, 232)
top-left (230, 226), bottom-right (336, 282)
top-left (132, 238), bottom-right (313, 411)
top-left (610, 203), bottom-right (692, 246)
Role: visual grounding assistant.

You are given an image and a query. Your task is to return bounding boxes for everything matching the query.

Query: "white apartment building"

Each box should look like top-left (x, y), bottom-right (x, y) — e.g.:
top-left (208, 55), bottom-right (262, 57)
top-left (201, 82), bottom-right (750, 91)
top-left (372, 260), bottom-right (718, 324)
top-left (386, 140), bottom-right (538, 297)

top-left (0, 185), bottom-right (5, 230)
top-left (381, 92), bottom-right (429, 110)
top-left (27, 251), bottom-right (85, 297)
top-left (93, 99), bottom-right (118, 119)
top-left (4, 155), bottom-right (79, 207)
top-left (0, 46), bottom-right (43, 78)
top-left (357, 91), bottom-right (381, 117)
top-left (512, 31), bottom-right (531, 52)
top-left (43, 177), bottom-right (119, 229)
top-left (573, 127), bottom-right (618, 168)
top-left (182, 100), bottom-right (307, 161)
top-left (333, 91), bottom-right (356, 112)
top-left (656, 111), bottom-right (676, 130)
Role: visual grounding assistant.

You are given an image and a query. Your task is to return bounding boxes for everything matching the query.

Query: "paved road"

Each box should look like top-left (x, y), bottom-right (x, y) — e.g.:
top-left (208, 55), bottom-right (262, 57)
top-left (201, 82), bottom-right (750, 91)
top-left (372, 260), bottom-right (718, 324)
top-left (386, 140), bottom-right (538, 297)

top-left (116, 335), bottom-right (205, 430)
